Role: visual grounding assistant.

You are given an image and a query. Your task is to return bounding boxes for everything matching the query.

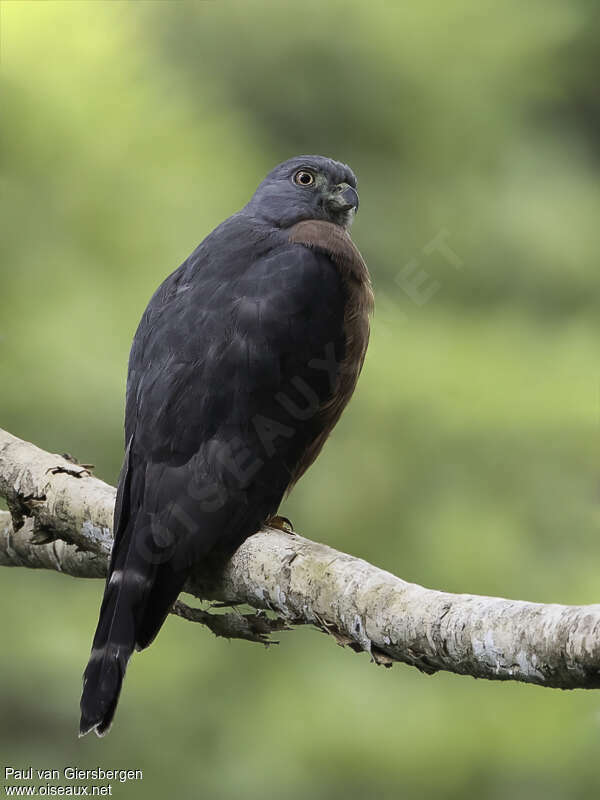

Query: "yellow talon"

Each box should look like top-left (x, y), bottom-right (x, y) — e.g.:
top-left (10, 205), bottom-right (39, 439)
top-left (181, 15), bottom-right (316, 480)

top-left (265, 515), bottom-right (295, 533)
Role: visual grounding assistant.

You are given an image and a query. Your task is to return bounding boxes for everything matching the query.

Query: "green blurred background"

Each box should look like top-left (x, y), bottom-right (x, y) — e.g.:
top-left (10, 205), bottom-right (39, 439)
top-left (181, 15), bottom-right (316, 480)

top-left (1, 1), bottom-right (599, 798)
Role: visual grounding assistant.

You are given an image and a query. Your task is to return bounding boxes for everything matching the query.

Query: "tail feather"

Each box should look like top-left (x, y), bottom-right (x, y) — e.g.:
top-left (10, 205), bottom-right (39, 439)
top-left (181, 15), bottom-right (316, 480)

top-left (80, 444), bottom-right (199, 736)
top-left (135, 564), bottom-right (188, 652)
top-left (79, 640), bottom-right (128, 737)
top-left (79, 527), bottom-right (152, 737)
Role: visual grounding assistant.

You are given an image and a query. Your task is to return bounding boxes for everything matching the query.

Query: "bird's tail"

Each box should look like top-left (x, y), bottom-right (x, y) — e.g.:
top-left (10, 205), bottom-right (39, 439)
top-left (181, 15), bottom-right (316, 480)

top-left (79, 639), bottom-right (130, 737)
top-left (79, 531), bottom-right (148, 737)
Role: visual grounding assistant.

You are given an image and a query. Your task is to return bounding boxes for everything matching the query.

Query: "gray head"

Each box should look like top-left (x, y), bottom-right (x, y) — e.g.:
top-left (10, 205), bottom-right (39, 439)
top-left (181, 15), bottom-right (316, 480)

top-left (244, 155), bottom-right (359, 229)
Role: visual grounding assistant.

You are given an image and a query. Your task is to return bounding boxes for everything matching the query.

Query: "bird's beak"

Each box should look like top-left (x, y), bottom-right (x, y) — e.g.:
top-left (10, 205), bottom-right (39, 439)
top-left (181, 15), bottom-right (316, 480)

top-left (327, 183), bottom-right (359, 212)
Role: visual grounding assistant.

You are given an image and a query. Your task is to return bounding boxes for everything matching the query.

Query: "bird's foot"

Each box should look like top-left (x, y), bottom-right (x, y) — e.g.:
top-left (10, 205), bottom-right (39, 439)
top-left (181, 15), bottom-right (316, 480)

top-left (265, 515), bottom-right (295, 534)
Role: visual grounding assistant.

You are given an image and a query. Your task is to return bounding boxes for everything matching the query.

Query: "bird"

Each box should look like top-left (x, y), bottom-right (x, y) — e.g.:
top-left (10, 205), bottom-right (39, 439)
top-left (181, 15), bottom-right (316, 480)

top-left (79, 155), bottom-right (373, 737)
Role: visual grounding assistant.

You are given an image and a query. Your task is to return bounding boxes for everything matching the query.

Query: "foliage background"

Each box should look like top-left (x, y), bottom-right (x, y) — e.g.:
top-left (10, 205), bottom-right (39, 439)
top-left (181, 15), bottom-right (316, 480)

top-left (1, 2), bottom-right (599, 798)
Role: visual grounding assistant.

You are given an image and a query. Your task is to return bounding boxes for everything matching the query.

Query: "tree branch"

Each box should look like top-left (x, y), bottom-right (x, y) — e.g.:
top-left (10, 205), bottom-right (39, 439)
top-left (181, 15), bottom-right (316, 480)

top-left (1, 427), bottom-right (599, 688)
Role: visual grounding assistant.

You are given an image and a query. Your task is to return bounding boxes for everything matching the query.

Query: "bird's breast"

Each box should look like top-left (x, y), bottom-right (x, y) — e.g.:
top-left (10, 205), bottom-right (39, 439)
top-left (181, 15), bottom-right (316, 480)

top-left (286, 220), bottom-right (374, 485)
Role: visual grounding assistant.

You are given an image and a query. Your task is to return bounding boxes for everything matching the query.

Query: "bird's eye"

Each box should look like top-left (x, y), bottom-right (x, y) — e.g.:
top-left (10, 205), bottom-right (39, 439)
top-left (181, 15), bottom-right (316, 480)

top-left (293, 170), bottom-right (315, 187)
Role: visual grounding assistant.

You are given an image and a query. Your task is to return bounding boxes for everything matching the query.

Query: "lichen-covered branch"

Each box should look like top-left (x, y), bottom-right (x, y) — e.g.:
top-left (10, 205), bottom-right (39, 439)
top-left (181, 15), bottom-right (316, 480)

top-left (1, 427), bottom-right (599, 688)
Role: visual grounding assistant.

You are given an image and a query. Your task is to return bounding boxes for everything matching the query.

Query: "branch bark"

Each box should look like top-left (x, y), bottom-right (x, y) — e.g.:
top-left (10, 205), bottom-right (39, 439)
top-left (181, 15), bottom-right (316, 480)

top-left (1, 427), bottom-right (599, 689)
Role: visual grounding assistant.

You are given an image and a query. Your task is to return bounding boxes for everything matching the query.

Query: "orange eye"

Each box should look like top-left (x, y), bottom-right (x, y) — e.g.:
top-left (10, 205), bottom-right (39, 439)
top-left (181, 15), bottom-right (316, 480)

top-left (293, 170), bottom-right (315, 187)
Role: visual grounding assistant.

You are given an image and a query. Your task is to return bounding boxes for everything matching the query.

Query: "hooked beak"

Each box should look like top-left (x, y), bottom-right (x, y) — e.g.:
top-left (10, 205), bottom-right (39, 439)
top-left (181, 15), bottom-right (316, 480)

top-left (327, 182), bottom-right (359, 212)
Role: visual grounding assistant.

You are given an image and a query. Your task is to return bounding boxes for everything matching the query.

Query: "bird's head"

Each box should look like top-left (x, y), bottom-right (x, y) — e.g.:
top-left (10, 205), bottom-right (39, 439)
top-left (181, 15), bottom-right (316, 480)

top-left (244, 155), bottom-right (359, 230)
